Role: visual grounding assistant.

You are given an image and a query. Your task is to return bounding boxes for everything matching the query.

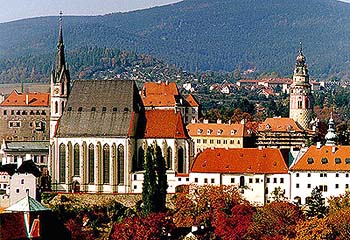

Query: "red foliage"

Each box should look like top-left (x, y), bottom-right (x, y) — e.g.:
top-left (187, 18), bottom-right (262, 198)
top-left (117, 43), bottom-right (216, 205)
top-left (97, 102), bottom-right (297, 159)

top-left (213, 204), bottom-right (255, 240)
top-left (64, 218), bottom-right (94, 240)
top-left (110, 212), bottom-right (175, 240)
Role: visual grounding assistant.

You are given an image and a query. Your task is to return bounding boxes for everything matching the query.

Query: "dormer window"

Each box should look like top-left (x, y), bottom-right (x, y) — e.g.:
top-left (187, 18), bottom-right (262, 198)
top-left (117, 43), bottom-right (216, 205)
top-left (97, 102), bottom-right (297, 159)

top-left (207, 129), bottom-right (212, 135)
top-left (217, 129), bottom-right (223, 135)
top-left (102, 107), bottom-right (107, 112)
top-left (346, 158), bottom-right (350, 164)
top-left (91, 107), bottom-right (96, 112)
top-left (231, 130), bottom-right (237, 135)
top-left (321, 158), bottom-right (328, 164)
top-left (335, 158), bottom-right (341, 164)
top-left (197, 129), bottom-right (203, 134)
top-left (307, 157), bottom-right (314, 164)
top-left (265, 124), bottom-right (271, 130)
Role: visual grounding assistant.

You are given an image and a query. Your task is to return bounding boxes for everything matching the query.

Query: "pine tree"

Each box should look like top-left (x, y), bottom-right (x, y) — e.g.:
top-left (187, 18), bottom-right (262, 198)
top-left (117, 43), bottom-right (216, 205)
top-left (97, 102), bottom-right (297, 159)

top-left (306, 187), bottom-right (327, 218)
top-left (142, 143), bottom-right (168, 216)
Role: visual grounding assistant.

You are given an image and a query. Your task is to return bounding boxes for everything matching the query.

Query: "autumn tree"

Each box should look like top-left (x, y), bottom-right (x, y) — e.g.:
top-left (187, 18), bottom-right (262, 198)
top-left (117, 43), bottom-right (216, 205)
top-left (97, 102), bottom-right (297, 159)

top-left (142, 143), bottom-right (168, 216)
top-left (295, 217), bottom-right (336, 240)
top-left (247, 201), bottom-right (304, 239)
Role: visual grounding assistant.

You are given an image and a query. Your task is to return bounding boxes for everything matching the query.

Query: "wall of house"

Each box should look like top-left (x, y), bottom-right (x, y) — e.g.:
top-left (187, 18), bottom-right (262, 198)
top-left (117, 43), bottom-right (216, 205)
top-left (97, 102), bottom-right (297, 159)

top-left (9, 173), bottom-right (36, 205)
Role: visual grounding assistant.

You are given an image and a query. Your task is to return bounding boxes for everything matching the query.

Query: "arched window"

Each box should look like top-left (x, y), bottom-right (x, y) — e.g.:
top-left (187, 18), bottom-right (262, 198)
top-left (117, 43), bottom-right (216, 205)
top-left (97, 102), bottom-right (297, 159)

top-left (59, 144), bottom-right (66, 183)
top-left (178, 147), bottom-right (184, 173)
top-left (55, 101), bottom-right (58, 114)
top-left (167, 147), bottom-right (172, 169)
top-left (117, 145), bottom-right (124, 185)
top-left (138, 147), bottom-right (144, 171)
top-left (73, 144), bottom-right (80, 176)
top-left (103, 144), bottom-right (110, 184)
top-left (88, 144), bottom-right (94, 183)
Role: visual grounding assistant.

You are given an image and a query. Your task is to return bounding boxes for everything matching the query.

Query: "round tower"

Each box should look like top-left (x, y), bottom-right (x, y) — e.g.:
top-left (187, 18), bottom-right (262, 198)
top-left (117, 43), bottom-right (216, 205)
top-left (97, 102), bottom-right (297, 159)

top-left (289, 42), bottom-right (313, 130)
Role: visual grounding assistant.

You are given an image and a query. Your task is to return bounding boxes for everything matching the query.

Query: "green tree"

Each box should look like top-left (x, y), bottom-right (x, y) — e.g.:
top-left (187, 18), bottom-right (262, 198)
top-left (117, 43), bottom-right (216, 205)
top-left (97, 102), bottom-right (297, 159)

top-left (142, 143), bottom-right (168, 216)
top-left (306, 187), bottom-right (327, 218)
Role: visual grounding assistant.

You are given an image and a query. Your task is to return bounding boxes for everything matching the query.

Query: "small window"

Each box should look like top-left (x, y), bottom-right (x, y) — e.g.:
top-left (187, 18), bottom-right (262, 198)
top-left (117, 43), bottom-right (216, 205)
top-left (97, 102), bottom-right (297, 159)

top-left (102, 107), bottom-right (107, 112)
top-left (124, 107), bottom-right (129, 112)
top-left (346, 184), bottom-right (349, 189)
top-left (347, 174), bottom-right (349, 178)
top-left (16, 188), bottom-right (19, 193)
top-left (296, 183), bottom-right (300, 188)
top-left (336, 184), bottom-right (339, 189)
top-left (336, 173), bottom-right (339, 177)
top-left (67, 107), bottom-right (72, 111)
top-left (195, 178), bottom-right (198, 183)
top-left (266, 178), bottom-right (270, 183)
top-left (249, 178), bottom-right (253, 183)
top-left (41, 110), bottom-right (46, 115)
top-left (307, 173), bottom-right (311, 177)
top-left (280, 178), bottom-right (284, 183)
top-left (186, 178), bottom-right (189, 182)
top-left (78, 107), bottom-right (83, 112)
top-left (273, 178), bottom-right (277, 183)
top-left (230, 140), bottom-right (234, 144)
top-left (113, 107), bottom-right (118, 112)
top-left (204, 178), bottom-right (208, 184)
top-left (231, 178), bottom-right (235, 183)
top-left (21, 179), bottom-right (24, 184)
top-left (255, 178), bottom-right (259, 183)
top-left (307, 184), bottom-right (311, 188)
top-left (178, 178), bottom-right (181, 182)
top-left (133, 175), bottom-right (137, 180)
top-left (3, 110), bottom-right (7, 115)
top-left (217, 140), bottom-right (221, 144)
top-left (211, 178), bottom-right (215, 184)
top-left (296, 173), bottom-right (300, 177)
top-left (335, 158), bottom-right (341, 164)
top-left (91, 107), bottom-right (96, 112)
top-left (133, 185), bottom-right (137, 189)
top-left (321, 158), bottom-right (328, 164)
top-left (307, 157), bottom-right (314, 164)
top-left (346, 158), bottom-right (350, 164)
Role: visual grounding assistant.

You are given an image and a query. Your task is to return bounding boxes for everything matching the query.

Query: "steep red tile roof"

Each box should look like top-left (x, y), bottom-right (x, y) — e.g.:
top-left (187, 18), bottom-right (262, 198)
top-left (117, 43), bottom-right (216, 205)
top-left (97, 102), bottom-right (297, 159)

top-left (290, 145), bottom-right (350, 171)
top-left (143, 110), bottom-right (188, 139)
top-left (185, 94), bottom-right (199, 107)
top-left (238, 79), bottom-right (260, 83)
top-left (142, 95), bottom-right (177, 107)
top-left (143, 82), bottom-right (179, 95)
top-left (258, 118), bottom-right (303, 132)
top-left (141, 82), bottom-right (182, 107)
top-left (187, 122), bottom-right (251, 137)
top-left (0, 90), bottom-right (50, 107)
top-left (191, 148), bottom-right (288, 174)
top-left (261, 78), bottom-right (292, 84)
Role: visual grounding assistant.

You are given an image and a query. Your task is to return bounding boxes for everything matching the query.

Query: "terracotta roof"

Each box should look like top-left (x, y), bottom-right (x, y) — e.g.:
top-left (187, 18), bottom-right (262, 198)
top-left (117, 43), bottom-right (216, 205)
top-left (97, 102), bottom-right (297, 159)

top-left (143, 82), bottom-right (179, 95)
top-left (0, 90), bottom-right (50, 107)
top-left (185, 94), bottom-right (199, 107)
top-left (261, 78), bottom-right (292, 84)
top-left (141, 82), bottom-right (181, 107)
top-left (258, 118), bottom-right (303, 132)
top-left (142, 94), bottom-right (177, 107)
top-left (187, 122), bottom-right (251, 137)
top-left (238, 79), bottom-right (260, 83)
top-left (290, 145), bottom-right (350, 171)
top-left (141, 110), bottom-right (188, 139)
top-left (191, 148), bottom-right (288, 174)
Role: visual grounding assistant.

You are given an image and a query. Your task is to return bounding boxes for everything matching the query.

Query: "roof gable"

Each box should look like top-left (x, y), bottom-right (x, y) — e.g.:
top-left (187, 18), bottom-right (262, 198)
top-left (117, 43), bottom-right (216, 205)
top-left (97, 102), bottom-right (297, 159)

top-left (140, 110), bottom-right (188, 139)
top-left (56, 79), bottom-right (142, 137)
top-left (0, 90), bottom-right (50, 107)
top-left (191, 148), bottom-right (288, 174)
top-left (290, 145), bottom-right (350, 171)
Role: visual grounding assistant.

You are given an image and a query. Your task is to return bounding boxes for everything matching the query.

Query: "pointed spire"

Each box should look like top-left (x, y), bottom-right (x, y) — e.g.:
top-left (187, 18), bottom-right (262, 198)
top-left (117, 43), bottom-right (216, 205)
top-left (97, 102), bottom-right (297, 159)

top-left (55, 11), bottom-right (65, 75)
top-left (325, 112), bottom-right (338, 146)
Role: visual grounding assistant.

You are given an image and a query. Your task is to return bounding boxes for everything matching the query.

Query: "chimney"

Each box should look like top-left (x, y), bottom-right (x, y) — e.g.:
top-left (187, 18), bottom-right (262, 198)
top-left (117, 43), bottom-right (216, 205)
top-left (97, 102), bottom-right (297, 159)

top-left (26, 94), bottom-right (29, 105)
top-left (203, 119), bottom-right (208, 124)
top-left (165, 80), bottom-right (169, 85)
top-left (217, 119), bottom-right (222, 124)
top-left (258, 145), bottom-right (263, 150)
top-left (191, 118), bottom-right (196, 124)
top-left (332, 146), bottom-right (337, 153)
top-left (316, 142), bottom-right (321, 149)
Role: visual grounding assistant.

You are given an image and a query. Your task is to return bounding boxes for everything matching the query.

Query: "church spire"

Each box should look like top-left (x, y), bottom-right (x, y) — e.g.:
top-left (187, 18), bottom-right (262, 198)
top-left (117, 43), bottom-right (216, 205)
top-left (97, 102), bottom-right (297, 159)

top-left (55, 11), bottom-right (66, 77)
top-left (325, 113), bottom-right (338, 146)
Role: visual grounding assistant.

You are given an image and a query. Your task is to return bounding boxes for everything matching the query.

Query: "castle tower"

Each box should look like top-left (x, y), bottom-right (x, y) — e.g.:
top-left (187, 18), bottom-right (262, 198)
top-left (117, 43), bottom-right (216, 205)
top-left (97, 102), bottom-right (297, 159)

top-left (50, 12), bottom-right (70, 139)
top-left (289, 42), bottom-right (313, 130)
top-left (324, 113), bottom-right (338, 146)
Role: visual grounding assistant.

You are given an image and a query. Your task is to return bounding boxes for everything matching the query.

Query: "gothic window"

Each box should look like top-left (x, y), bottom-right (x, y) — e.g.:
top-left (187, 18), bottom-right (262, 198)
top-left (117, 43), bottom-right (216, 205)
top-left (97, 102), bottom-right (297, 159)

top-left (59, 144), bottom-right (66, 183)
top-left (117, 145), bottom-right (124, 185)
top-left (88, 144), bottom-right (94, 183)
top-left (103, 144), bottom-right (110, 184)
top-left (73, 144), bottom-right (80, 176)
top-left (167, 147), bottom-right (172, 169)
top-left (178, 147), bottom-right (184, 173)
top-left (138, 147), bottom-right (144, 171)
top-left (55, 101), bottom-right (58, 114)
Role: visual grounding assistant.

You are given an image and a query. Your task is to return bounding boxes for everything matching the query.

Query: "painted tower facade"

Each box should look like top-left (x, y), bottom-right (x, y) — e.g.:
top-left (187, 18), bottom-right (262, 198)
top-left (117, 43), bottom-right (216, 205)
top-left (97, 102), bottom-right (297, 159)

top-left (50, 13), bottom-right (70, 139)
top-left (289, 43), bottom-right (313, 130)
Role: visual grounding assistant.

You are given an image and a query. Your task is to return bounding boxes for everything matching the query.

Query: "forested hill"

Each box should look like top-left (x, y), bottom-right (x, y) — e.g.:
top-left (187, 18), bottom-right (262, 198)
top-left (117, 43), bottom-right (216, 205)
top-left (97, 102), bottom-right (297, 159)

top-left (1, 0), bottom-right (350, 79)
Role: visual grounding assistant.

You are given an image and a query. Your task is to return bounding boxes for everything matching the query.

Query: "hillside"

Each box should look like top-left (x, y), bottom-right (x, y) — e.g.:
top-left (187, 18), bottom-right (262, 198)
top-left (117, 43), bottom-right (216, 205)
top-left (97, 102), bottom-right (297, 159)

top-left (0, 0), bottom-right (350, 78)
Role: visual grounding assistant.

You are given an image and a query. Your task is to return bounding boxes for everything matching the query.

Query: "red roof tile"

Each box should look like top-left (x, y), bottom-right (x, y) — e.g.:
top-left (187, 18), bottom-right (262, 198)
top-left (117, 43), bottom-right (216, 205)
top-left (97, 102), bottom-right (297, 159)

top-left (258, 118), bottom-right (303, 132)
top-left (143, 110), bottom-right (188, 139)
top-left (141, 82), bottom-right (181, 107)
top-left (185, 94), bottom-right (199, 107)
top-left (143, 82), bottom-right (179, 95)
top-left (191, 148), bottom-right (288, 174)
top-left (290, 145), bottom-right (350, 171)
top-left (187, 122), bottom-right (250, 137)
top-left (0, 90), bottom-right (50, 107)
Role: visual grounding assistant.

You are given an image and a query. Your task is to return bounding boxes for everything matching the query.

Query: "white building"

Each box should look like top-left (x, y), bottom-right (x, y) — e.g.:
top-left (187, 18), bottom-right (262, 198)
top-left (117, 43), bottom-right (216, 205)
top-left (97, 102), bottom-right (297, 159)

top-left (189, 148), bottom-right (290, 205)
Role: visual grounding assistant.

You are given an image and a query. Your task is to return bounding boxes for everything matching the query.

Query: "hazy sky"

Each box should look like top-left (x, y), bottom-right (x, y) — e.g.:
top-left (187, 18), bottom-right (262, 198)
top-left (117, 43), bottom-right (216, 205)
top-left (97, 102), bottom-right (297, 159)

top-left (0, 0), bottom-right (183, 23)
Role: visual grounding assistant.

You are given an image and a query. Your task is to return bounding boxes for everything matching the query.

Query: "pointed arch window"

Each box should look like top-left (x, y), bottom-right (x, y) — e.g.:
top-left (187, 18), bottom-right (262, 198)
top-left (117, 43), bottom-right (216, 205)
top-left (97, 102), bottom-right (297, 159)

top-left (117, 145), bottom-right (124, 185)
top-left (55, 101), bottom-right (58, 114)
top-left (103, 144), bottom-right (110, 184)
top-left (59, 144), bottom-right (66, 183)
top-left (73, 144), bottom-right (80, 176)
top-left (178, 147), bottom-right (184, 173)
top-left (138, 147), bottom-right (144, 171)
top-left (88, 144), bottom-right (94, 183)
top-left (167, 147), bottom-right (172, 169)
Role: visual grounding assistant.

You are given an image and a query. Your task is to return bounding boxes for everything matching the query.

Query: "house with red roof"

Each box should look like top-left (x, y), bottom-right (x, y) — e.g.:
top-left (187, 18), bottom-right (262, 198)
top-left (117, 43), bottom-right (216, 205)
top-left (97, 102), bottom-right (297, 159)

top-left (0, 90), bottom-right (50, 141)
top-left (140, 81), bottom-right (200, 124)
top-left (190, 148), bottom-right (289, 205)
top-left (132, 109), bottom-right (192, 193)
top-left (289, 116), bottom-right (347, 205)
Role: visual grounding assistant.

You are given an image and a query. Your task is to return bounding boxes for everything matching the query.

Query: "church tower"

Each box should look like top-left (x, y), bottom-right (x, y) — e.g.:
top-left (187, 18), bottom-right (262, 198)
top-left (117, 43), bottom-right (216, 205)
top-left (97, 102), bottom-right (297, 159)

top-left (289, 42), bottom-right (313, 130)
top-left (50, 12), bottom-right (70, 139)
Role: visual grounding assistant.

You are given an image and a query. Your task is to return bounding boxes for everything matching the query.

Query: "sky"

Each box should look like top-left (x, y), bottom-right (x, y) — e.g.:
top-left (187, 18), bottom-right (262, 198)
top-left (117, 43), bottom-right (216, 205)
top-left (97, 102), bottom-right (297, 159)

top-left (0, 0), bottom-right (183, 23)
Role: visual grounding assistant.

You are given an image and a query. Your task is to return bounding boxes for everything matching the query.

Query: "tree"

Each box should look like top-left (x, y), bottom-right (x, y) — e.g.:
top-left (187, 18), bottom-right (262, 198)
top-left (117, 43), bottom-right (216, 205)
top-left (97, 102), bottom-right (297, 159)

top-left (306, 187), bottom-right (327, 218)
top-left (142, 143), bottom-right (168, 215)
top-left (295, 217), bottom-right (336, 240)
